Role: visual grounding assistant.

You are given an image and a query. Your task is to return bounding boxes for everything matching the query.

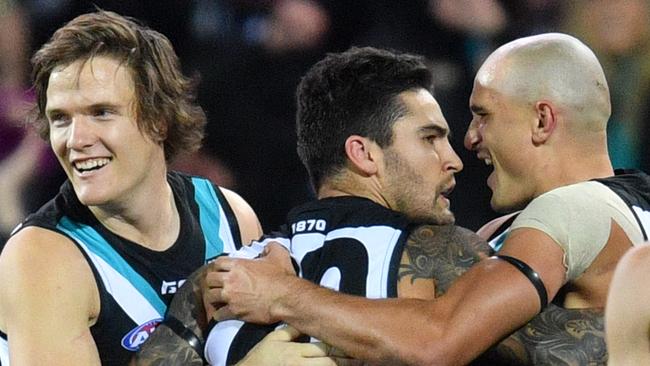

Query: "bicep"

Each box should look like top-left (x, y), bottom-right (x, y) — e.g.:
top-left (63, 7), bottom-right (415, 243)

top-left (0, 228), bottom-right (100, 365)
top-left (432, 257), bottom-right (544, 362)
top-left (498, 228), bottom-right (567, 305)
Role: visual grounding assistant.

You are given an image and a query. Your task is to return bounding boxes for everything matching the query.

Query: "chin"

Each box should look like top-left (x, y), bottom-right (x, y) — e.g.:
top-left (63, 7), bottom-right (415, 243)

top-left (490, 196), bottom-right (525, 214)
top-left (74, 189), bottom-right (111, 207)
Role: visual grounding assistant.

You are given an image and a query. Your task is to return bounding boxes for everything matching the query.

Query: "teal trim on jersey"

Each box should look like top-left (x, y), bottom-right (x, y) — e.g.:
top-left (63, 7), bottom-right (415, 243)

top-left (191, 177), bottom-right (223, 260)
top-left (491, 231), bottom-right (508, 252)
top-left (56, 216), bottom-right (167, 316)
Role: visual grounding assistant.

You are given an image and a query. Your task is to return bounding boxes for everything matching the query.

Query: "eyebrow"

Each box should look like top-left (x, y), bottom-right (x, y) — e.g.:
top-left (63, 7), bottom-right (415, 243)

top-left (46, 102), bottom-right (119, 116)
top-left (45, 107), bottom-right (64, 119)
top-left (420, 124), bottom-right (451, 139)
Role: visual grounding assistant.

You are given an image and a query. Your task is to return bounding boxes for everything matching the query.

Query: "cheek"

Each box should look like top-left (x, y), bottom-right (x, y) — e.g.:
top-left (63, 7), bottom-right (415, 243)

top-left (49, 130), bottom-right (67, 157)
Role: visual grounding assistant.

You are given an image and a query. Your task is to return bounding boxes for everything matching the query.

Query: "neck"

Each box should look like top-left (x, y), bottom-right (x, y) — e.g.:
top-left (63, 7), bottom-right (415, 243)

top-left (536, 144), bottom-right (614, 196)
top-left (90, 168), bottom-right (180, 251)
top-left (317, 177), bottom-right (390, 208)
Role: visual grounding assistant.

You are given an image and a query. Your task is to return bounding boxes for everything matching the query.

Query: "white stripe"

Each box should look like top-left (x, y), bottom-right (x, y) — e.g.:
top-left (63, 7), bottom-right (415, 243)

top-left (76, 241), bottom-right (162, 324)
top-left (204, 320), bottom-right (245, 365)
top-left (218, 204), bottom-right (238, 253)
top-left (0, 336), bottom-right (9, 366)
top-left (292, 226), bottom-right (402, 298)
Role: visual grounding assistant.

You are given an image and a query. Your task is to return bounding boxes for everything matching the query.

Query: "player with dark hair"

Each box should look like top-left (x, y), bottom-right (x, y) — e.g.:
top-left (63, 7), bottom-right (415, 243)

top-left (210, 35), bottom-right (650, 365)
top-left (138, 46), bottom-right (614, 365)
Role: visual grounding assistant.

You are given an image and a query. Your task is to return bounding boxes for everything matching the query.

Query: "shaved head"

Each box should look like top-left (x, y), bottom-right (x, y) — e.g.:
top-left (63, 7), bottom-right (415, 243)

top-left (476, 33), bottom-right (611, 133)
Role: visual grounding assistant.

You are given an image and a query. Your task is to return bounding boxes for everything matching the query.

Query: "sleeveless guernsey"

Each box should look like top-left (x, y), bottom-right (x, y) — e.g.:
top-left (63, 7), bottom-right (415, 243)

top-left (205, 196), bottom-right (411, 365)
top-left (0, 171), bottom-right (241, 366)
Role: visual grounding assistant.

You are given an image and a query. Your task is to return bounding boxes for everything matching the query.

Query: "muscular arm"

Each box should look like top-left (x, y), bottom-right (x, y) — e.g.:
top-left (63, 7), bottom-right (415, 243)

top-left (134, 266), bottom-right (208, 365)
top-left (398, 225), bottom-right (606, 365)
top-left (0, 227), bottom-right (101, 365)
top-left (398, 224), bottom-right (492, 297)
top-left (478, 304), bottom-right (606, 365)
top-left (212, 224), bottom-right (545, 364)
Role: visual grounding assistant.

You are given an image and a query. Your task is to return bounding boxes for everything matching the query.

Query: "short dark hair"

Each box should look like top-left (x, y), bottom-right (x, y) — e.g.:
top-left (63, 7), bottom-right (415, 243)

top-left (30, 10), bottom-right (205, 162)
top-left (296, 46), bottom-right (433, 189)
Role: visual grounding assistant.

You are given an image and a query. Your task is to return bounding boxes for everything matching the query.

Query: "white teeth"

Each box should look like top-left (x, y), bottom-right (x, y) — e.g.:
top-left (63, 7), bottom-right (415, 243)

top-left (74, 158), bottom-right (110, 171)
top-left (484, 158), bottom-right (492, 166)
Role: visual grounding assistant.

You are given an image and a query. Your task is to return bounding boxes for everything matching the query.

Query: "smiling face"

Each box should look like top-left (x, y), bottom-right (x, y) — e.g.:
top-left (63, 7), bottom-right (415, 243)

top-left (381, 89), bottom-right (463, 224)
top-left (465, 67), bottom-right (538, 213)
top-left (46, 56), bottom-right (166, 208)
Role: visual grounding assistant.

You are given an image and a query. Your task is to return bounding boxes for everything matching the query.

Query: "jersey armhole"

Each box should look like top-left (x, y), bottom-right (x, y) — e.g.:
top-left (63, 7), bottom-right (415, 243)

top-left (211, 185), bottom-right (242, 250)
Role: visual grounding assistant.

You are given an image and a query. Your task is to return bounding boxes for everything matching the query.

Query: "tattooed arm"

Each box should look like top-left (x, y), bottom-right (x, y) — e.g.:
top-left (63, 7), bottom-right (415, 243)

top-left (476, 305), bottom-right (606, 366)
top-left (397, 224), bottom-right (493, 297)
top-left (133, 266), bottom-right (208, 365)
top-left (399, 225), bottom-right (606, 366)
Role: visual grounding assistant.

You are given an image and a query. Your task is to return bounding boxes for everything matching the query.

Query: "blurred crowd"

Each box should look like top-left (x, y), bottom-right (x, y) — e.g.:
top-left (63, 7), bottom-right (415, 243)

top-left (1, 0), bottom-right (649, 241)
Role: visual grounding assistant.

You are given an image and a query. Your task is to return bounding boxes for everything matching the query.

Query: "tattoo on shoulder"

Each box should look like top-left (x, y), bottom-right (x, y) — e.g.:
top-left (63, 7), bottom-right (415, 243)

top-left (398, 225), bottom-right (492, 296)
top-left (133, 265), bottom-right (208, 365)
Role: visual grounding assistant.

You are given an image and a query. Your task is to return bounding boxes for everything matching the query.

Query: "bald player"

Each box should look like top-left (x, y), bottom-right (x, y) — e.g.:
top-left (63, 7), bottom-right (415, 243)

top-left (209, 33), bottom-right (650, 365)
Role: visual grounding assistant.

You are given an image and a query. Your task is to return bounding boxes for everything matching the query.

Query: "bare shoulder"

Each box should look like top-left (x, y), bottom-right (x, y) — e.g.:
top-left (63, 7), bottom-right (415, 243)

top-left (398, 225), bottom-right (492, 296)
top-left (220, 187), bottom-right (262, 244)
top-left (0, 226), bottom-right (93, 282)
top-left (0, 226), bottom-right (97, 312)
top-left (0, 226), bottom-right (99, 357)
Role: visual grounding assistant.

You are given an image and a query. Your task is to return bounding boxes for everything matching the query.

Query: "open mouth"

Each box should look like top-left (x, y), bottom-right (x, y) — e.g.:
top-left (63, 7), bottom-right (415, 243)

top-left (440, 184), bottom-right (455, 199)
top-left (477, 152), bottom-right (493, 166)
top-left (73, 157), bottom-right (111, 173)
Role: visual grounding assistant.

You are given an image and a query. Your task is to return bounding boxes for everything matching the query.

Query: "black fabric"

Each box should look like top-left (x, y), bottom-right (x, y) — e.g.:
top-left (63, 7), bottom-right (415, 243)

top-left (5, 171), bottom-right (238, 366)
top-left (592, 169), bottom-right (650, 240)
top-left (212, 196), bottom-right (411, 365)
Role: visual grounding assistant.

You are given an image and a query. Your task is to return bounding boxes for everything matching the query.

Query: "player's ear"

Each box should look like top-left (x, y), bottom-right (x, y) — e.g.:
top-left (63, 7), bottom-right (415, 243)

top-left (532, 101), bottom-right (556, 145)
top-left (344, 135), bottom-right (379, 176)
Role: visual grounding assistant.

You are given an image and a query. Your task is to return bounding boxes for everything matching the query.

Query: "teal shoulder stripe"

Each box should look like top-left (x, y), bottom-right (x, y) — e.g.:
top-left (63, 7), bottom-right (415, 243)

top-left (191, 177), bottom-right (223, 260)
top-left (56, 216), bottom-right (166, 315)
top-left (491, 231), bottom-right (508, 252)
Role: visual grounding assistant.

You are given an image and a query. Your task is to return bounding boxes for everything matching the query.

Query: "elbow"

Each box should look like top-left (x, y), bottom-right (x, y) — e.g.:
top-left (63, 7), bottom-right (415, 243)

top-left (407, 341), bottom-right (458, 366)
top-left (372, 330), bottom-right (458, 366)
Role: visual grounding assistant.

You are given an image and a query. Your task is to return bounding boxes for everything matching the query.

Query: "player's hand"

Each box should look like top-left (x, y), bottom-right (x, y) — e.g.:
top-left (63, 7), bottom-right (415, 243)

top-left (204, 242), bottom-right (296, 323)
top-left (237, 325), bottom-right (361, 366)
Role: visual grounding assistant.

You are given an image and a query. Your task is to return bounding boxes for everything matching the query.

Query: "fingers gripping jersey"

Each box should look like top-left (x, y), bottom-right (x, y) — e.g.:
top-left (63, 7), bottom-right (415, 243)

top-left (205, 196), bottom-right (411, 365)
top-left (0, 172), bottom-right (242, 366)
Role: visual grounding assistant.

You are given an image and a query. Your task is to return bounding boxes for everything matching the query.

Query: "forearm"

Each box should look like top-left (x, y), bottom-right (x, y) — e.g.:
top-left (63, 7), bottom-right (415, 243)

top-left (135, 267), bottom-right (208, 365)
top-left (273, 276), bottom-right (442, 365)
top-left (132, 324), bottom-right (204, 366)
top-left (275, 257), bottom-right (543, 366)
top-left (481, 304), bottom-right (606, 365)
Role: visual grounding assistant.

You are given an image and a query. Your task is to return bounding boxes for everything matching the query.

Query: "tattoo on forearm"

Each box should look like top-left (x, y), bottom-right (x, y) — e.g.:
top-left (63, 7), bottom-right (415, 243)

top-left (398, 225), bottom-right (492, 295)
top-left (133, 266), bottom-right (208, 365)
top-left (133, 325), bottom-right (205, 365)
top-left (478, 304), bottom-right (606, 366)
